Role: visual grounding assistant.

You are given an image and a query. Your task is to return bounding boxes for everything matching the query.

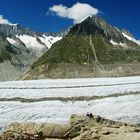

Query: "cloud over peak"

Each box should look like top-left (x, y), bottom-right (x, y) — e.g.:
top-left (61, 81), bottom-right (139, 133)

top-left (0, 15), bottom-right (17, 25)
top-left (0, 15), bottom-right (11, 25)
top-left (49, 2), bottom-right (99, 23)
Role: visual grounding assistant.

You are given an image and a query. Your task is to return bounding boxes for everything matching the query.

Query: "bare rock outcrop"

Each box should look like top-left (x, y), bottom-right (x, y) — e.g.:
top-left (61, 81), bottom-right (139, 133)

top-left (0, 114), bottom-right (140, 140)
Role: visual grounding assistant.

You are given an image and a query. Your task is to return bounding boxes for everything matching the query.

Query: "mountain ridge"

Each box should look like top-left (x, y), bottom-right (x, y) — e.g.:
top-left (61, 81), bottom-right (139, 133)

top-left (21, 16), bottom-right (140, 80)
top-left (0, 23), bottom-right (63, 81)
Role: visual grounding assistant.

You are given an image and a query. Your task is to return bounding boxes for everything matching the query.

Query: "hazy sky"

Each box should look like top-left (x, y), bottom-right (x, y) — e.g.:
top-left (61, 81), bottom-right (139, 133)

top-left (0, 0), bottom-right (139, 39)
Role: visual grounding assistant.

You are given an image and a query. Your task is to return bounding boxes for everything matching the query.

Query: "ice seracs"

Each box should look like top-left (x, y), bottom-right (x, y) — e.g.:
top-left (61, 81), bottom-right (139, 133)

top-left (15, 34), bottom-right (48, 56)
top-left (6, 34), bottom-right (62, 57)
top-left (39, 35), bottom-right (62, 49)
top-left (16, 35), bottom-right (46, 49)
top-left (7, 34), bottom-right (62, 50)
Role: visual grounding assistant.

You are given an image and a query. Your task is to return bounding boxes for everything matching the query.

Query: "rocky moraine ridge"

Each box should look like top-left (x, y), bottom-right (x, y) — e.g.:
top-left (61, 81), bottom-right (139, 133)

top-left (1, 114), bottom-right (140, 140)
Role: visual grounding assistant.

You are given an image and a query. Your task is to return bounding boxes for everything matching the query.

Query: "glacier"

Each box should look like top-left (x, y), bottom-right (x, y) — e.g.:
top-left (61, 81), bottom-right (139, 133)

top-left (0, 76), bottom-right (140, 131)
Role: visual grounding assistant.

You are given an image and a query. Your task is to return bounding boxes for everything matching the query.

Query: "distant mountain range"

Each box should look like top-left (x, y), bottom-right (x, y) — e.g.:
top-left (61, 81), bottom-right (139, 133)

top-left (21, 16), bottom-right (140, 79)
top-left (0, 16), bottom-right (140, 81)
top-left (0, 24), bottom-right (63, 81)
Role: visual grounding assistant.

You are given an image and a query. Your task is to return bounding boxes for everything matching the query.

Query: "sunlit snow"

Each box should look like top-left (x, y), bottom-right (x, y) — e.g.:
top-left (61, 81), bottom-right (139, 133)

top-left (0, 76), bottom-right (140, 131)
top-left (16, 35), bottom-right (46, 49)
top-left (39, 35), bottom-right (62, 49)
top-left (7, 37), bottom-right (17, 45)
top-left (122, 33), bottom-right (140, 46)
top-left (110, 40), bottom-right (127, 47)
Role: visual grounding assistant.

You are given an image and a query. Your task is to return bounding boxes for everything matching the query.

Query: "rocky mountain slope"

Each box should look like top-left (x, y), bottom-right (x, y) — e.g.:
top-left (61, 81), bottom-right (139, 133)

top-left (22, 16), bottom-right (140, 79)
top-left (0, 24), bottom-right (62, 81)
top-left (1, 114), bottom-right (140, 140)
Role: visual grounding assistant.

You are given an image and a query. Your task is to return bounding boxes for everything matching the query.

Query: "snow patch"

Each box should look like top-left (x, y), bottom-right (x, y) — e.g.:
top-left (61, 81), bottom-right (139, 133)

top-left (110, 40), bottom-right (127, 47)
top-left (122, 33), bottom-right (140, 46)
top-left (7, 37), bottom-right (17, 45)
top-left (110, 40), bottom-right (118, 46)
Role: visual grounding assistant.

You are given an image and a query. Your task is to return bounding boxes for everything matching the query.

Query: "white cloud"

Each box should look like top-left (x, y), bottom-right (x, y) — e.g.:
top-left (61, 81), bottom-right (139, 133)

top-left (0, 15), bottom-right (11, 24)
top-left (0, 15), bottom-right (17, 25)
top-left (49, 2), bottom-right (99, 23)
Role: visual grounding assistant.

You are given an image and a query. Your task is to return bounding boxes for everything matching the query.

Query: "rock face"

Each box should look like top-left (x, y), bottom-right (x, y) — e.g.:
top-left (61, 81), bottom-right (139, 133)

top-left (1, 114), bottom-right (140, 140)
top-left (0, 24), bottom-right (62, 81)
top-left (22, 16), bottom-right (140, 80)
top-left (68, 16), bottom-right (137, 46)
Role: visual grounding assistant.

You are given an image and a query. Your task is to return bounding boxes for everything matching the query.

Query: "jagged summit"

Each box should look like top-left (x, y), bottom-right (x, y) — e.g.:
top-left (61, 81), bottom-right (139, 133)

top-left (0, 24), bottom-right (36, 36)
top-left (0, 23), bottom-right (62, 37)
top-left (69, 16), bottom-right (106, 36)
top-left (69, 16), bottom-right (139, 47)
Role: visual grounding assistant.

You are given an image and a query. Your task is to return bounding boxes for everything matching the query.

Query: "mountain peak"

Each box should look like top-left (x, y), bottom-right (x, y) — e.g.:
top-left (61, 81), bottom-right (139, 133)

top-left (68, 16), bottom-right (140, 46)
top-left (68, 16), bottom-right (105, 36)
top-left (21, 15), bottom-right (140, 80)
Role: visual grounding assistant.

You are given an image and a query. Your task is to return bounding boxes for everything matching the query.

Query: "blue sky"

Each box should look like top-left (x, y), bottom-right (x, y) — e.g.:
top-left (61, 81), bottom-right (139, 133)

top-left (0, 0), bottom-right (140, 39)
